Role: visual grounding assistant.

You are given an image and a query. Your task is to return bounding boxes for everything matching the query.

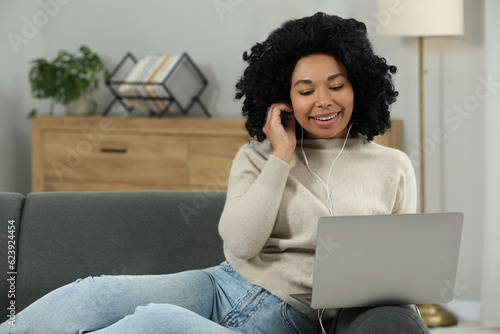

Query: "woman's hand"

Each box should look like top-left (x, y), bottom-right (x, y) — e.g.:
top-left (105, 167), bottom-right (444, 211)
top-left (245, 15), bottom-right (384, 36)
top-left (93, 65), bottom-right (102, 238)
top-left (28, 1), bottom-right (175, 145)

top-left (262, 102), bottom-right (296, 164)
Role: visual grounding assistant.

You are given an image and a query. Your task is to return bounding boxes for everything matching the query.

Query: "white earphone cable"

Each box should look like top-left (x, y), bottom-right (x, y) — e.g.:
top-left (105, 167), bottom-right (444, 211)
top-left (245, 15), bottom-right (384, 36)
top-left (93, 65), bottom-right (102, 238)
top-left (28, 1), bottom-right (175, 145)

top-left (318, 308), bottom-right (326, 334)
top-left (301, 123), bottom-right (353, 333)
top-left (301, 123), bottom-right (353, 216)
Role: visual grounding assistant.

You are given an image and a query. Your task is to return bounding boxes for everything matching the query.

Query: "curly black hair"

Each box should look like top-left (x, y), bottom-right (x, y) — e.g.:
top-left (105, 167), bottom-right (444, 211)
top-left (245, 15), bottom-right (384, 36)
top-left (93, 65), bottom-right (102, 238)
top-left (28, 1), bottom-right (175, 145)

top-left (235, 12), bottom-right (398, 142)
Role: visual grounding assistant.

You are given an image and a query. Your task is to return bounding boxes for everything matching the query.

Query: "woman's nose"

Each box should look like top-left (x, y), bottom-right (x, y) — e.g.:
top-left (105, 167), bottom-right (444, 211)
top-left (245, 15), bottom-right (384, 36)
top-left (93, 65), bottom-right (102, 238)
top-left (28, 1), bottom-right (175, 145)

top-left (316, 89), bottom-right (333, 108)
top-left (316, 100), bottom-right (332, 108)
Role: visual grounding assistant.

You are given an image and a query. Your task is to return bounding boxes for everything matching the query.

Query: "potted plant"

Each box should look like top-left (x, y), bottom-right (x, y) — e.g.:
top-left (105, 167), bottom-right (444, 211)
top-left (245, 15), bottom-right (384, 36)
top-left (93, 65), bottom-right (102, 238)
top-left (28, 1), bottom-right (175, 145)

top-left (28, 45), bottom-right (108, 117)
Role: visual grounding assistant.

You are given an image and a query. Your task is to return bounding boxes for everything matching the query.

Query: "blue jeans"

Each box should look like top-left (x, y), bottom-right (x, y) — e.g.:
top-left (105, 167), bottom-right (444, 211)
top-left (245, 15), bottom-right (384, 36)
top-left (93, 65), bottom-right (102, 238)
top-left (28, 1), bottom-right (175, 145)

top-left (0, 261), bottom-right (319, 334)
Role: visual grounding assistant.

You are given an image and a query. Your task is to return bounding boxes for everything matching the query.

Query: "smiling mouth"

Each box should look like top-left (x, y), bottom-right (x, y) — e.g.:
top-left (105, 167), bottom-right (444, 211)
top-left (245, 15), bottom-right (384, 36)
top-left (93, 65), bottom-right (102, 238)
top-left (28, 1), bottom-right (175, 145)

top-left (311, 112), bottom-right (340, 121)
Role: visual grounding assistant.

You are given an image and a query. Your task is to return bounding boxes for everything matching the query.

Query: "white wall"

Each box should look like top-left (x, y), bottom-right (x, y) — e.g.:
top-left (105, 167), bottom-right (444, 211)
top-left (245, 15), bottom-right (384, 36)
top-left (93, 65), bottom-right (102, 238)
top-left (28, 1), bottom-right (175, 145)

top-left (481, 0), bottom-right (500, 326)
top-left (0, 0), bottom-right (495, 313)
top-left (33, 0), bottom-right (321, 117)
top-left (422, 1), bottom-right (486, 307)
top-left (0, 0), bottom-right (44, 195)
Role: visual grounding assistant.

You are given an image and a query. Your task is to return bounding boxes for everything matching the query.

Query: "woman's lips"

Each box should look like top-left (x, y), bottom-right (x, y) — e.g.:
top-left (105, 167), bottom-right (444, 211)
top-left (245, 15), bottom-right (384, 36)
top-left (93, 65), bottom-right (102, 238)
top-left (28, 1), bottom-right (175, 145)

top-left (310, 111), bottom-right (341, 126)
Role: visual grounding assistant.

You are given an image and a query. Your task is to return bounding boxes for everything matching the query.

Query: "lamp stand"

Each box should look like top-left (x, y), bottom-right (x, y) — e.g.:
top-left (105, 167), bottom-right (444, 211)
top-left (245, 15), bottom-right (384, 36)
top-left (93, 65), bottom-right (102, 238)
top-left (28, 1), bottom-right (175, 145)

top-left (415, 36), bottom-right (458, 328)
top-left (419, 36), bottom-right (426, 213)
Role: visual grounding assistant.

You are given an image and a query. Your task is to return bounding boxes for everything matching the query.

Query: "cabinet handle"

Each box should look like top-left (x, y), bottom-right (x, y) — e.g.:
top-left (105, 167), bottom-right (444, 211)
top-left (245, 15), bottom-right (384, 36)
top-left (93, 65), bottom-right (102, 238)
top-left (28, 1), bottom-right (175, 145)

top-left (100, 148), bottom-right (127, 154)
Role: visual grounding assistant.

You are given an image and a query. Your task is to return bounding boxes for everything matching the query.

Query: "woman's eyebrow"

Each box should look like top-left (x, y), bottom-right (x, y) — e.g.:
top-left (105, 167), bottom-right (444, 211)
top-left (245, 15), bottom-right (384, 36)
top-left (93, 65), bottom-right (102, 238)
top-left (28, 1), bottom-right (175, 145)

top-left (327, 73), bottom-right (346, 81)
top-left (293, 73), bottom-right (346, 87)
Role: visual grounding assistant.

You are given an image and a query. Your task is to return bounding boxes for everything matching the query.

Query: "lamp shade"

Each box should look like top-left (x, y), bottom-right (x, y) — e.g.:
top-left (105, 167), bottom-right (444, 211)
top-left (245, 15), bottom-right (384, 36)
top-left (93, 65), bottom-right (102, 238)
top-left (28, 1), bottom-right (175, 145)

top-left (378, 0), bottom-right (464, 36)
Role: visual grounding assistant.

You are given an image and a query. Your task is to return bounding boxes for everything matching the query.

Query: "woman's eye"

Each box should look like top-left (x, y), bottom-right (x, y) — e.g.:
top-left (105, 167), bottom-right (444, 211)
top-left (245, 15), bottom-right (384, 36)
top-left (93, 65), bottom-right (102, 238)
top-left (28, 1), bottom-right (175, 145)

top-left (299, 91), bottom-right (313, 96)
top-left (330, 85), bottom-right (344, 91)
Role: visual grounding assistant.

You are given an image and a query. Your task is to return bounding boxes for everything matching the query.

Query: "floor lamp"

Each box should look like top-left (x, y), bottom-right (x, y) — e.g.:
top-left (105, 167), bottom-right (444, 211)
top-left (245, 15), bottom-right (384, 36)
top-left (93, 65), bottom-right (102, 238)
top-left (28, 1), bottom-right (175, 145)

top-left (377, 0), bottom-right (464, 327)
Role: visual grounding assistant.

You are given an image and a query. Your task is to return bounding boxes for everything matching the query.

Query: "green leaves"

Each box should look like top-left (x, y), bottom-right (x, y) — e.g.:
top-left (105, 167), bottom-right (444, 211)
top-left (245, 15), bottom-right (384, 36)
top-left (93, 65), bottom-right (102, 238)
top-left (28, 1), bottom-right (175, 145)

top-left (28, 45), bottom-right (108, 114)
top-left (26, 109), bottom-right (37, 119)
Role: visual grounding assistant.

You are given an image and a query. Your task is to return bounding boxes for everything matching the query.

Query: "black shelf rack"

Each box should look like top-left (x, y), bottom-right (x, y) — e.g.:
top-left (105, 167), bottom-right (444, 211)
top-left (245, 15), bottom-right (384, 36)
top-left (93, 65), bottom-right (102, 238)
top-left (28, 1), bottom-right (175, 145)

top-left (103, 52), bottom-right (211, 117)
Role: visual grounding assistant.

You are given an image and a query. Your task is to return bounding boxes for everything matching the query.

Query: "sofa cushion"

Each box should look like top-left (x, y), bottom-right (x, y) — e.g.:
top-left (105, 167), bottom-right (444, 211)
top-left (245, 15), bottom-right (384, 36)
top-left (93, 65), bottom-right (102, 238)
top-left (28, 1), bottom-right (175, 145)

top-left (15, 191), bottom-right (226, 313)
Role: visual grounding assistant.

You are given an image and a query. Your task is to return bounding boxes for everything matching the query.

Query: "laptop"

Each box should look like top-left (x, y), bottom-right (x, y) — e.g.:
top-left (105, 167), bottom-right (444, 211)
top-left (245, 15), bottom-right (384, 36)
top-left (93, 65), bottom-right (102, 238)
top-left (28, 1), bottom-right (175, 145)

top-left (290, 212), bottom-right (464, 309)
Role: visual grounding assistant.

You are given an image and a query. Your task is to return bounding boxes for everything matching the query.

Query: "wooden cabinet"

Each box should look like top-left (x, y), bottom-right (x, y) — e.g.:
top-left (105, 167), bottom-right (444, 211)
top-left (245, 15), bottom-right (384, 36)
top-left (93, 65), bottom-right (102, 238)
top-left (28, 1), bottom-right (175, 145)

top-left (31, 116), bottom-right (249, 192)
top-left (31, 116), bottom-right (402, 192)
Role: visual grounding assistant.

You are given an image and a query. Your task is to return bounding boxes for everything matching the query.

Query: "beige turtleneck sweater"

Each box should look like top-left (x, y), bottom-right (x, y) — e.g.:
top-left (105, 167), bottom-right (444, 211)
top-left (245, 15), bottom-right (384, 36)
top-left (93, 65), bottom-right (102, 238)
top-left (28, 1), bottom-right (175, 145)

top-left (218, 137), bottom-right (417, 319)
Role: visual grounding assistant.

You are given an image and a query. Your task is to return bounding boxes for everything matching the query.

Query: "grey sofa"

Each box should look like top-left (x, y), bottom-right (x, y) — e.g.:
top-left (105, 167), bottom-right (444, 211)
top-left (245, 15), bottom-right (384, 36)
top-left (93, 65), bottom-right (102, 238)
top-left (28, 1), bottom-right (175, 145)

top-left (0, 191), bottom-right (226, 323)
top-left (0, 190), bottom-right (427, 333)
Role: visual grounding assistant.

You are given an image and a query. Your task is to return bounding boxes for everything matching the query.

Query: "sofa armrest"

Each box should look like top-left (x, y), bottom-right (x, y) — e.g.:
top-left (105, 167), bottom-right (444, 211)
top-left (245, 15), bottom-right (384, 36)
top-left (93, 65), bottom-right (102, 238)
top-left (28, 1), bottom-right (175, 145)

top-left (0, 192), bottom-right (25, 320)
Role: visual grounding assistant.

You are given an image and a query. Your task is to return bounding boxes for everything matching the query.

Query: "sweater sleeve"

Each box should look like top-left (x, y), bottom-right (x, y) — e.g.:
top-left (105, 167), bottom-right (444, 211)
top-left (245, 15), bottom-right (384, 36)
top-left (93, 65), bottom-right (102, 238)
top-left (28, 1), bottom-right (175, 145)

top-left (218, 143), bottom-right (291, 260)
top-left (392, 152), bottom-right (418, 214)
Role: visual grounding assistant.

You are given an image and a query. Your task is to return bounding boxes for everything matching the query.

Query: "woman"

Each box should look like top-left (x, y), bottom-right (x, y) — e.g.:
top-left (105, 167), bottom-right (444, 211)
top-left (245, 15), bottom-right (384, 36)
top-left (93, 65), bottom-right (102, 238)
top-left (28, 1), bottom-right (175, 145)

top-left (0, 12), bottom-right (428, 334)
top-left (221, 11), bottom-right (425, 333)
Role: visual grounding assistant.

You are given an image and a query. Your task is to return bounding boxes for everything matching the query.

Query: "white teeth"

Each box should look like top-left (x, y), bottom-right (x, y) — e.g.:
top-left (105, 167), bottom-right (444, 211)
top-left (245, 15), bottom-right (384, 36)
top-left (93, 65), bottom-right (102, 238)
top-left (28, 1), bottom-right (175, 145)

top-left (313, 112), bottom-right (339, 121)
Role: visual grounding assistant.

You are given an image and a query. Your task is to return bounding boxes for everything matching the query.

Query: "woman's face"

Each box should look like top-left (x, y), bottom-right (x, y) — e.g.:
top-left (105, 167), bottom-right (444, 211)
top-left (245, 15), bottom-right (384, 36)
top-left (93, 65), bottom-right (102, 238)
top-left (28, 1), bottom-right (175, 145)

top-left (289, 54), bottom-right (354, 139)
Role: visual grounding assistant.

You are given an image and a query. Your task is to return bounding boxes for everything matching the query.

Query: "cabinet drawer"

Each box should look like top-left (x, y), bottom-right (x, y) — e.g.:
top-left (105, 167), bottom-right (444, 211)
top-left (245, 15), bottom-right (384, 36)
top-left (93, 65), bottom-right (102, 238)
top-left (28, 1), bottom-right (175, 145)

top-left (43, 132), bottom-right (188, 185)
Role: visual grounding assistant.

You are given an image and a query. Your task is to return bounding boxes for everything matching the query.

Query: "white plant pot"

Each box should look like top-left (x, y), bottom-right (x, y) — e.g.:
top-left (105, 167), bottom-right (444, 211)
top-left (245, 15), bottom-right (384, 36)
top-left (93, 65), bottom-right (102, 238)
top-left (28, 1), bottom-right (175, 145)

top-left (66, 90), bottom-right (94, 116)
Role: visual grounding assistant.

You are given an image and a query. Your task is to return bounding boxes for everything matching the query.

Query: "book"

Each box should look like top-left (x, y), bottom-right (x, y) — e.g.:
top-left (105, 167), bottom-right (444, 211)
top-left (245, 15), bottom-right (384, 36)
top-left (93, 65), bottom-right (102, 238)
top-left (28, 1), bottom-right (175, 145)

top-left (118, 53), bottom-right (183, 113)
top-left (118, 55), bottom-right (153, 112)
